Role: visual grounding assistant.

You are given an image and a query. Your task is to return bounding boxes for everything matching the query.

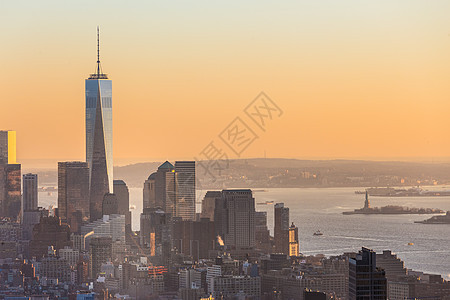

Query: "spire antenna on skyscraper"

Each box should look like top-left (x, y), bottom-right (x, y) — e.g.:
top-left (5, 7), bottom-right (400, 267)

top-left (89, 26), bottom-right (107, 79)
top-left (97, 26), bottom-right (100, 76)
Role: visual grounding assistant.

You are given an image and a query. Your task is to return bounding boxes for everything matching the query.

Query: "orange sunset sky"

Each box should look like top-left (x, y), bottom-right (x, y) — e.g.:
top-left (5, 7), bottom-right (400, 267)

top-left (2, 1), bottom-right (450, 167)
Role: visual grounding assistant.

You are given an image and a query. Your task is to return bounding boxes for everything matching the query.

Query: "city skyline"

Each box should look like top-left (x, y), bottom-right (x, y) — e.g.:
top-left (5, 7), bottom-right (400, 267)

top-left (1, 2), bottom-right (450, 298)
top-left (3, 1), bottom-right (450, 166)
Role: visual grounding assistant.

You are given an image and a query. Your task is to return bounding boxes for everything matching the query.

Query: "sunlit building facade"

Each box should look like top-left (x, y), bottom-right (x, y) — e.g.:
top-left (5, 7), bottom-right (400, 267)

top-left (0, 130), bottom-right (16, 164)
top-left (288, 222), bottom-right (299, 257)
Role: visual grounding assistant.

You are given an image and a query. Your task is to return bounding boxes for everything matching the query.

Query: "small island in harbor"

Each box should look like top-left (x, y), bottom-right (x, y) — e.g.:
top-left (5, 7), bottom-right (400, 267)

top-left (415, 211), bottom-right (450, 224)
top-left (343, 191), bottom-right (444, 215)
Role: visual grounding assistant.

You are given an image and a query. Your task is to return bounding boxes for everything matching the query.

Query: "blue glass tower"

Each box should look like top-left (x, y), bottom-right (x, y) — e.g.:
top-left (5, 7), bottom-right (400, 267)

top-left (86, 28), bottom-right (113, 221)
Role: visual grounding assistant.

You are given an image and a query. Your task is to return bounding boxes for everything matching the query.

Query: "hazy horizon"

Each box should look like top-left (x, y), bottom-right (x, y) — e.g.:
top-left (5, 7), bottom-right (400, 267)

top-left (19, 156), bottom-right (450, 171)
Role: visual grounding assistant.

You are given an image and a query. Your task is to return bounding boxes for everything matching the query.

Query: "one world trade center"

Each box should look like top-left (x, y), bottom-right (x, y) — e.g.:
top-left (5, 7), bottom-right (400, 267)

top-left (85, 28), bottom-right (113, 221)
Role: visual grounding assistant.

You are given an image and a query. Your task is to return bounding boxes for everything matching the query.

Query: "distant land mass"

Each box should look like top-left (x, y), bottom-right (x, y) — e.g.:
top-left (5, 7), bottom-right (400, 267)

top-left (25, 158), bottom-right (450, 189)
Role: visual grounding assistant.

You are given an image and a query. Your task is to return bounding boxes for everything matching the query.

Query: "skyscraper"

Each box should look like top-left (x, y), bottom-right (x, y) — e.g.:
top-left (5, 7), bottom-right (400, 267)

top-left (58, 162), bottom-right (90, 232)
top-left (102, 193), bottom-right (118, 216)
top-left (349, 247), bottom-right (387, 299)
top-left (174, 161), bottom-right (196, 221)
top-left (22, 173), bottom-right (38, 212)
top-left (155, 161), bottom-right (175, 211)
top-left (86, 28), bottom-right (113, 222)
top-left (114, 180), bottom-right (132, 238)
top-left (0, 163), bottom-right (21, 221)
top-left (288, 222), bottom-right (299, 257)
top-left (274, 203), bottom-right (289, 254)
top-left (0, 130), bottom-right (16, 164)
top-left (165, 167), bottom-right (177, 215)
top-left (90, 236), bottom-right (112, 278)
top-left (0, 131), bottom-right (20, 221)
top-left (221, 189), bottom-right (255, 250)
top-left (201, 191), bottom-right (222, 221)
top-left (140, 207), bottom-right (172, 261)
top-left (143, 173), bottom-right (156, 209)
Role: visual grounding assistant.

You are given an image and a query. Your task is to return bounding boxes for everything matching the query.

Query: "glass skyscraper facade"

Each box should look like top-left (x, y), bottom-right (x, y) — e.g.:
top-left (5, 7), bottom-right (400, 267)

top-left (174, 161), bottom-right (196, 221)
top-left (85, 31), bottom-right (113, 222)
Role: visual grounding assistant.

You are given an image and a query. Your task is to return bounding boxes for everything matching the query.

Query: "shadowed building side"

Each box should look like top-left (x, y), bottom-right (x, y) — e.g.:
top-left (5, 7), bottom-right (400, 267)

top-left (58, 162), bottom-right (90, 233)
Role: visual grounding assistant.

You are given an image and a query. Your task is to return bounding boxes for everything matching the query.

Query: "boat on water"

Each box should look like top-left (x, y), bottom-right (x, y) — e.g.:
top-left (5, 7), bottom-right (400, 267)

top-left (257, 201), bottom-right (274, 205)
top-left (408, 242), bottom-right (414, 246)
top-left (313, 230), bottom-right (323, 236)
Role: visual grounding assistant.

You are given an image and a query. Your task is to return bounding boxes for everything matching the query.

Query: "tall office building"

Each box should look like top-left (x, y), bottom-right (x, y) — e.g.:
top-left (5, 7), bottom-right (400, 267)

top-left (220, 189), bottom-right (255, 250)
top-left (140, 207), bottom-right (172, 261)
top-left (58, 162), bottom-right (90, 232)
top-left (86, 28), bottom-right (113, 222)
top-left (102, 193), bottom-right (118, 216)
top-left (213, 192), bottom-right (227, 244)
top-left (114, 180), bottom-right (131, 235)
top-left (90, 236), bottom-right (113, 278)
top-left (0, 131), bottom-right (20, 221)
top-left (30, 216), bottom-right (72, 258)
top-left (143, 173), bottom-right (156, 209)
top-left (274, 203), bottom-right (289, 254)
top-left (22, 173), bottom-right (38, 212)
top-left (288, 222), bottom-right (299, 257)
top-left (349, 247), bottom-right (387, 299)
top-left (155, 161), bottom-right (175, 211)
top-left (255, 211), bottom-right (271, 251)
top-left (174, 161), bottom-right (196, 221)
top-left (0, 163), bottom-right (21, 221)
top-left (201, 191), bottom-right (222, 221)
top-left (172, 217), bottom-right (215, 260)
top-left (0, 130), bottom-right (16, 164)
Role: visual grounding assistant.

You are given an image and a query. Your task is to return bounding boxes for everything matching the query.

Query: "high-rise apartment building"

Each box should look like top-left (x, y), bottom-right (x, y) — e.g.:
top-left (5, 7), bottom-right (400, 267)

top-left (22, 173), bottom-right (38, 212)
top-left (0, 130), bottom-right (16, 164)
top-left (86, 29), bottom-right (113, 222)
top-left (0, 163), bottom-right (21, 221)
top-left (349, 247), bottom-right (387, 299)
top-left (274, 203), bottom-right (289, 254)
top-left (174, 161), bottom-right (196, 221)
top-left (58, 162), bottom-right (90, 232)
top-left (221, 189), bottom-right (255, 250)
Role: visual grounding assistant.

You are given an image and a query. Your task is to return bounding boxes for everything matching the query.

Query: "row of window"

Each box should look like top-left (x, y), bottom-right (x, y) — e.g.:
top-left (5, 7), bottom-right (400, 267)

top-left (86, 97), bottom-right (112, 108)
